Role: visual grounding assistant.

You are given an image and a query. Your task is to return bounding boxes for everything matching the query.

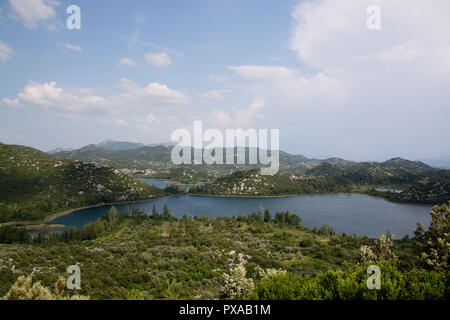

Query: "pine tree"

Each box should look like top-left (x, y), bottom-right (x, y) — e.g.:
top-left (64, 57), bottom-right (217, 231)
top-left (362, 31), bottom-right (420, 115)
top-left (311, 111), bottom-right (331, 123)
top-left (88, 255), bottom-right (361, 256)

top-left (258, 205), bottom-right (264, 221)
top-left (163, 204), bottom-right (171, 218)
top-left (152, 203), bottom-right (159, 217)
top-left (264, 209), bottom-right (272, 222)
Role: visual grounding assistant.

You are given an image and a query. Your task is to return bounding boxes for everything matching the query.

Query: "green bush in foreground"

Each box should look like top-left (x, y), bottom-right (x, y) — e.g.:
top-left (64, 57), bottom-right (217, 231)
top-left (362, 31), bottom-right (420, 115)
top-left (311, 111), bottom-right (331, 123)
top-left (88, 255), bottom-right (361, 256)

top-left (249, 260), bottom-right (448, 300)
top-left (2, 276), bottom-right (89, 300)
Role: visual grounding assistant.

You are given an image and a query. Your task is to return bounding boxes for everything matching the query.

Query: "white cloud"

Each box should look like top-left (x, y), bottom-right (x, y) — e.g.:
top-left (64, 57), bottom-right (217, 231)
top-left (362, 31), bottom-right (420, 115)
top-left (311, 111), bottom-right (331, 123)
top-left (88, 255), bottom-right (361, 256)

top-left (287, 0), bottom-right (450, 158)
top-left (116, 78), bottom-right (190, 106)
top-left (208, 74), bottom-right (227, 83)
top-left (209, 109), bottom-right (230, 121)
top-left (226, 0), bottom-right (450, 159)
top-left (117, 33), bottom-right (182, 57)
top-left (145, 51), bottom-right (172, 67)
top-left (64, 43), bottom-right (82, 52)
top-left (1, 81), bottom-right (105, 114)
top-left (100, 118), bottom-right (129, 127)
top-left (1, 79), bottom-right (190, 119)
top-left (233, 97), bottom-right (265, 127)
top-left (198, 90), bottom-right (225, 100)
top-left (228, 65), bottom-right (298, 80)
top-left (229, 65), bottom-right (344, 111)
top-left (118, 57), bottom-right (136, 67)
top-left (145, 113), bottom-right (160, 124)
top-left (289, 0), bottom-right (450, 76)
top-left (9, 0), bottom-right (60, 29)
top-left (201, 98), bottom-right (265, 129)
top-left (0, 40), bottom-right (13, 62)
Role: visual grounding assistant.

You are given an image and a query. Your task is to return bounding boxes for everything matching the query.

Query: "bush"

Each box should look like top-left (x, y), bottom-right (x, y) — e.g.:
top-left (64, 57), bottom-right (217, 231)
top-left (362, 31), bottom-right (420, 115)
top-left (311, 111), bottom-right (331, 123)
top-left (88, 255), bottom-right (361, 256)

top-left (249, 261), bottom-right (448, 300)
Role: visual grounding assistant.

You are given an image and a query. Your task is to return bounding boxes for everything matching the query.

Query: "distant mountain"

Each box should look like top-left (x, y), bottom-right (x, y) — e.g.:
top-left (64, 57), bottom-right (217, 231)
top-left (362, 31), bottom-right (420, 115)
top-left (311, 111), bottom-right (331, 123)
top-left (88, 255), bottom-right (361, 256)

top-left (52, 144), bottom-right (172, 164)
top-left (47, 140), bottom-right (176, 154)
top-left (381, 157), bottom-right (432, 171)
top-left (47, 147), bottom-right (74, 154)
top-left (47, 140), bottom-right (447, 191)
top-left (97, 140), bottom-right (145, 150)
top-left (419, 156), bottom-right (450, 169)
top-left (0, 142), bottom-right (165, 223)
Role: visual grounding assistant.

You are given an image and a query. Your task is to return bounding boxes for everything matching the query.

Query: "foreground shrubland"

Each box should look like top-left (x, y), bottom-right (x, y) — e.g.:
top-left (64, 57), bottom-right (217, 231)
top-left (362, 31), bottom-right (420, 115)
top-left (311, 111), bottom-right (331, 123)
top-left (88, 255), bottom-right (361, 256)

top-left (0, 203), bottom-right (448, 300)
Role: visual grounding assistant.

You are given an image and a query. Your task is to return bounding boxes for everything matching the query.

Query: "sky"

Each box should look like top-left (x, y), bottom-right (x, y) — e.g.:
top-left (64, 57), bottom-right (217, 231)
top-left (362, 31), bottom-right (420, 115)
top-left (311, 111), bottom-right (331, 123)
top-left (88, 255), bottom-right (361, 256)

top-left (0, 0), bottom-right (449, 161)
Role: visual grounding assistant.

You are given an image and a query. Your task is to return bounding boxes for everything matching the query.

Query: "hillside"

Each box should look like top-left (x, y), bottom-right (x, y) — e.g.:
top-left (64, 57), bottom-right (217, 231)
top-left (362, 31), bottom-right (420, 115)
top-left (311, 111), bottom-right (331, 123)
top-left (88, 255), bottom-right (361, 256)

top-left (368, 177), bottom-right (450, 204)
top-left (0, 142), bottom-right (165, 222)
top-left (50, 143), bottom-right (440, 184)
top-left (191, 169), bottom-right (353, 196)
top-left (0, 207), bottom-right (446, 300)
top-left (190, 162), bottom-right (449, 201)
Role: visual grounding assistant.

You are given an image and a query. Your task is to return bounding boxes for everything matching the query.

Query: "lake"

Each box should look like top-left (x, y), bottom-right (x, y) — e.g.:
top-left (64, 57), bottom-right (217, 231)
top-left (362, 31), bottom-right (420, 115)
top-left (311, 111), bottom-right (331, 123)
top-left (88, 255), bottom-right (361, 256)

top-left (141, 179), bottom-right (202, 191)
top-left (49, 193), bottom-right (431, 238)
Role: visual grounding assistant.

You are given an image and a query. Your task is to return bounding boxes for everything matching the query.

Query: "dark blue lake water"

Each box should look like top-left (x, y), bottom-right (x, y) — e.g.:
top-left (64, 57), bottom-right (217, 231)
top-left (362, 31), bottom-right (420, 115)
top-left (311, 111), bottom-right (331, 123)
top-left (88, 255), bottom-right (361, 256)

top-left (141, 179), bottom-right (202, 191)
top-left (50, 193), bottom-right (431, 238)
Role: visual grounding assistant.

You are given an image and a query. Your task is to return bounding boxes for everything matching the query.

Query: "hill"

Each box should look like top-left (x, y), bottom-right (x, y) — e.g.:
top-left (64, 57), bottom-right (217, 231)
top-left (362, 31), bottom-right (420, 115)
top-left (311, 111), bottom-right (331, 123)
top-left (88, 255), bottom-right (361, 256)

top-left (381, 157), bottom-right (432, 171)
top-left (191, 169), bottom-right (353, 196)
top-left (1, 207), bottom-right (446, 300)
top-left (49, 142), bottom-right (446, 193)
top-left (97, 140), bottom-right (146, 150)
top-left (0, 142), bottom-right (165, 222)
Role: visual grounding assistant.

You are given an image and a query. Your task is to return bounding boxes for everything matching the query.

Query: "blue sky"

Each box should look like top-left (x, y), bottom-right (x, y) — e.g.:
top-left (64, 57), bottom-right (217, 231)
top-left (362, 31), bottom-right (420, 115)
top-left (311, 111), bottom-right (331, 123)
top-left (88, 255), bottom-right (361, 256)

top-left (1, 0), bottom-right (449, 161)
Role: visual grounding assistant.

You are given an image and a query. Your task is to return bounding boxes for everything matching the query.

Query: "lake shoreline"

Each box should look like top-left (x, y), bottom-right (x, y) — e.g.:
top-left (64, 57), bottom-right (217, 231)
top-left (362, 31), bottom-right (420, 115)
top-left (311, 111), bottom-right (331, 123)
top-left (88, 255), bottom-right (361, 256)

top-left (1, 189), bottom-right (433, 231)
top-left (41, 192), bottom-right (431, 239)
top-left (0, 193), bottom-right (171, 229)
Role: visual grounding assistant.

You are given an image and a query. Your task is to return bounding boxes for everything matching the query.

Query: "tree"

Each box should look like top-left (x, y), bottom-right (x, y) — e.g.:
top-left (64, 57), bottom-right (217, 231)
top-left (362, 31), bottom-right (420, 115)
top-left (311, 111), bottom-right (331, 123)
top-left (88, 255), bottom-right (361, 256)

top-left (152, 203), bottom-right (159, 218)
top-left (220, 264), bottom-right (254, 299)
top-left (264, 209), bottom-right (272, 222)
top-left (258, 205), bottom-right (264, 221)
top-left (162, 204), bottom-right (171, 218)
top-left (414, 202), bottom-right (449, 271)
top-left (107, 206), bottom-right (119, 223)
top-left (274, 212), bottom-right (285, 223)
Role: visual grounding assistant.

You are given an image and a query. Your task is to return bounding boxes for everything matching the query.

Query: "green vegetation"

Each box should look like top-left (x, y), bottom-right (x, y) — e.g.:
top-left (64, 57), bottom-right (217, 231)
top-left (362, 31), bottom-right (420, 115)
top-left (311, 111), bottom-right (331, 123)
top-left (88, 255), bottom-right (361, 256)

top-left (1, 140), bottom-right (448, 300)
top-left (2, 275), bottom-right (89, 300)
top-left (367, 179), bottom-right (450, 204)
top-left (0, 142), bottom-right (166, 222)
top-left (249, 261), bottom-right (447, 299)
top-left (190, 166), bottom-right (449, 203)
top-left (190, 169), bottom-right (353, 196)
top-left (50, 143), bottom-right (448, 188)
top-left (0, 203), bottom-right (448, 300)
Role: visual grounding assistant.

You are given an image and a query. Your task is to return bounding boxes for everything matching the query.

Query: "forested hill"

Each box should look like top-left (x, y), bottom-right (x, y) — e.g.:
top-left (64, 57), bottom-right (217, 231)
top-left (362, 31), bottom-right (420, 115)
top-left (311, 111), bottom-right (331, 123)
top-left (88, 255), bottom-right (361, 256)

top-left (190, 169), bottom-right (354, 196)
top-left (191, 167), bottom-right (449, 202)
top-left (50, 141), bottom-right (439, 181)
top-left (0, 142), bottom-right (165, 222)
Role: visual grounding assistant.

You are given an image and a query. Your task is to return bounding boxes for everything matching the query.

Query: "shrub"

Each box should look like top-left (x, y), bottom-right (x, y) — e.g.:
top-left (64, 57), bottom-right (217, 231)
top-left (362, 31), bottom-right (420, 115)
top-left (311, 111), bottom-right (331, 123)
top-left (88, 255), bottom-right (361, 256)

top-left (220, 264), bottom-right (254, 299)
top-left (2, 275), bottom-right (89, 300)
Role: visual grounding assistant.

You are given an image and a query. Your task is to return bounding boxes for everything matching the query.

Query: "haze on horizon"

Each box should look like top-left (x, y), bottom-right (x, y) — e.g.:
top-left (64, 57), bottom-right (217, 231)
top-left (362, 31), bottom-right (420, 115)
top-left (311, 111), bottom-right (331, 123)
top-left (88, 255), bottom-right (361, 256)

top-left (0, 0), bottom-right (449, 162)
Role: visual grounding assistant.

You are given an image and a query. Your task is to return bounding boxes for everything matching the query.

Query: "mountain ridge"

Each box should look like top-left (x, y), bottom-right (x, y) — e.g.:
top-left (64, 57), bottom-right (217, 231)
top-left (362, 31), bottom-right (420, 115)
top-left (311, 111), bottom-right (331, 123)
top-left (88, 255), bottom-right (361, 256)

top-left (0, 142), bottom-right (165, 222)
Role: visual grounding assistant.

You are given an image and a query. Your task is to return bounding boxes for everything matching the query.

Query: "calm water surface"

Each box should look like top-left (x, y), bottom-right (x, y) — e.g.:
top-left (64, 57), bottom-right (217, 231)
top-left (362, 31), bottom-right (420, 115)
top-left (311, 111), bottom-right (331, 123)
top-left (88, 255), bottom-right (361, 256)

top-left (141, 179), bottom-right (202, 191)
top-left (50, 193), bottom-right (431, 238)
